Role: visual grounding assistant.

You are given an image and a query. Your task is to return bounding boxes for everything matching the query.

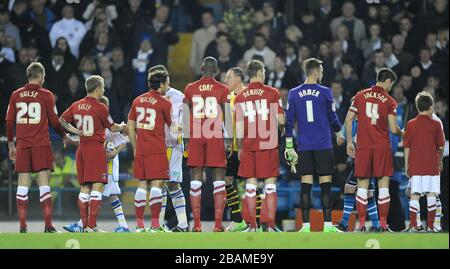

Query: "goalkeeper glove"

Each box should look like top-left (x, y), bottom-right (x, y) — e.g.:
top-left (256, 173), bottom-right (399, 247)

top-left (284, 137), bottom-right (298, 174)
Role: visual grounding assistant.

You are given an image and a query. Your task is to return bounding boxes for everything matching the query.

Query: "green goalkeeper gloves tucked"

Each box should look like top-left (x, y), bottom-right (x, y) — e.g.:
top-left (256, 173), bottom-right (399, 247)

top-left (284, 137), bottom-right (298, 174)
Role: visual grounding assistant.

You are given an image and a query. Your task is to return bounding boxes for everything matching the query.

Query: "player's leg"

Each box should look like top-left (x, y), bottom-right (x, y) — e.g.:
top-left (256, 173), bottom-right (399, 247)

top-left (109, 195), bottom-right (129, 231)
top-left (426, 192), bottom-right (438, 232)
top-left (264, 177), bottom-right (279, 232)
top-left (16, 173), bottom-right (31, 233)
top-left (336, 169), bottom-right (357, 231)
top-left (148, 179), bottom-right (165, 231)
top-left (408, 191), bottom-right (421, 231)
top-left (377, 176), bottom-right (391, 231)
top-left (245, 177), bottom-right (258, 230)
top-left (372, 149), bottom-right (393, 231)
top-left (36, 169), bottom-right (57, 232)
top-left (367, 180), bottom-right (380, 231)
top-left (190, 167), bottom-right (204, 232)
top-left (298, 151), bottom-right (314, 232)
top-left (78, 184), bottom-right (91, 230)
top-left (212, 167), bottom-right (227, 232)
top-left (135, 180), bottom-right (148, 231)
top-left (356, 178), bottom-right (370, 231)
top-left (159, 183), bottom-right (168, 228)
top-left (316, 149), bottom-right (336, 232)
top-left (87, 182), bottom-right (105, 230)
top-left (167, 181), bottom-right (189, 231)
top-left (225, 152), bottom-right (246, 231)
top-left (403, 181), bottom-right (423, 232)
top-left (255, 188), bottom-right (262, 229)
top-left (435, 195), bottom-right (442, 231)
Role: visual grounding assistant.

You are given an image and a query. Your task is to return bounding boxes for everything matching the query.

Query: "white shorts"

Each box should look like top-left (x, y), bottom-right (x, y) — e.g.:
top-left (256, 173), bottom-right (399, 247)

top-left (410, 175), bottom-right (440, 195)
top-left (168, 144), bottom-right (183, 183)
top-left (103, 175), bottom-right (121, 197)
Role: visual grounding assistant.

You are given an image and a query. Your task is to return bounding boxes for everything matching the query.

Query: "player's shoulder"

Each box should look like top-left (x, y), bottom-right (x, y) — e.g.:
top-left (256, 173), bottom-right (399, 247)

top-left (167, 87), bottom-right (184, 99)
top-left (131, 93), bottom-right (147, 105)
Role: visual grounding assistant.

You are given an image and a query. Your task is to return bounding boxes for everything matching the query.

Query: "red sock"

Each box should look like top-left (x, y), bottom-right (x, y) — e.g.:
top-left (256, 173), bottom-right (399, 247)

top-left (245, 187), bottom-right (257, 228)
top-left (135, 205), bottom-right (145, 229)
top-left (409, 208), bottom-right (418, 228)
top-left (378, 197), bottom-right (390, 228)
top-left (134, 189), bottom-right (147, 228)
top-left (356, 196), bottom-right (368, 229)
top-left (150, 196), bottom-right (162, 228)
top-left (88, 199), bottom-right (102, 229)
top-left (16, 198), bottom-right (28, 229)
top-left (78, 199), bottom-right (89, 228)
top-left (427, 208), bottom-right (436, 229)
top-left (213, 181), bottom-right (226, 230)
top-left (40, 196), bottom-right (53, 229)
top-left (265, 191), bottom-right (277, 228)
top-left (190, 186), bottom-right (202, 230)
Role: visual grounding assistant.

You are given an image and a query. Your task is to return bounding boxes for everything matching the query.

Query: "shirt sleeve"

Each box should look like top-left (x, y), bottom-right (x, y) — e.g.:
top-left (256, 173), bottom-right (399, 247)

top-left (46, 92), bottom-right (66, 138)
top-left (61, 105), bottom-right (74, 123)
top-left (164, 102), bottom-right (173, 127)
top-left (112, 131), bottom-right (127, 147)
top-left (403, 122), bottom-right (410, 148)
top-left (5, 94), bottom-right (16, 122)
top-left (183, 85), bottom-right (191, 105)
top-left (349, 94), bottom-right (358, 114)
top-left (326, 89), bottom-right (342, 132)
top-left (285, 89), bottom-right (296, 138)
top-left (388, 98), bottom-right (397, 116)
top-left (98, 104), bottom-right (114, 129)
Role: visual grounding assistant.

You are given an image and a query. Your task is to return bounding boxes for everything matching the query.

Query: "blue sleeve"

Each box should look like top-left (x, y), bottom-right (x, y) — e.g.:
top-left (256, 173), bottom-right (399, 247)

top-left (285, 89), bottom-right (296, 138)
top-left (325, 90), bottom-right (342, 132)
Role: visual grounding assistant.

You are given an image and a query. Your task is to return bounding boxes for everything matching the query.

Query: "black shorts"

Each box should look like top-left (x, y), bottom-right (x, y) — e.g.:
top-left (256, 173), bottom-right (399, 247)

top-left (299, 150), bottom-right (335, 176)
top-left (346, 167), bottom-right (376, 191)
top-left (226, 151), bottom-right (240, 177)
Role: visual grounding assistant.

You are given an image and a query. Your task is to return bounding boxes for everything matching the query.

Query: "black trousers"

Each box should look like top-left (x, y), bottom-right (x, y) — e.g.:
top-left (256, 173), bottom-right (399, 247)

top-left (387, 180), bottom-right (406, 231)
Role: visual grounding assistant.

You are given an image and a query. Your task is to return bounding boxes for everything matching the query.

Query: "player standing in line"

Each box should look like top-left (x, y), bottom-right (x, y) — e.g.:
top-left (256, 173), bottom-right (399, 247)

top-left (128, 70), bottom-right (181, 233)
top-left (345, 68), bottom-right (404, 232)
top-left (6, 62), bottom-right (78, 233)
top-left (234, 60), bottom-right (285, 232)
top-left (147, 65), bottom-right (189, 232)
top-left (403, 92), bottom-right (445, 233)
top-left (184, 57), bottom-right (229, 232)
top-left (284, 58), bottom-right (344, 233)
top-left (60, 75), bottom-right (127, 232)
top-left (63, 96), bottom-right (130, 233)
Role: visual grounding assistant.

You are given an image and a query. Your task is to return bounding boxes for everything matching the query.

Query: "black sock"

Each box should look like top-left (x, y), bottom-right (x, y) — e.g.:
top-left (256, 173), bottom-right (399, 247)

top-left (256, 189), bottom-right (262, 226)
top-left (320, 182), bottom-right (332, 222)
top-left (226, 183), bottom-right (242, 223)
top-left (301, 183), bottom-right (312, 223)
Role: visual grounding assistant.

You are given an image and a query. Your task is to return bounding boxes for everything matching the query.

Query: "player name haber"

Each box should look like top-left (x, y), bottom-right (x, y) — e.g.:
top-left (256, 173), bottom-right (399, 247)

top-left (175, 253), bottom-right (274, 266)
top-left (139, 96), bottom-right (158, 104)
top-left (20, 90), bottom-right (39, 98)
top-left (363, 91), bottom-right (388, 103)
top-left (298, 89), bottom-right (320, 98)
top-left (243, 88), bottom-right (264, 98)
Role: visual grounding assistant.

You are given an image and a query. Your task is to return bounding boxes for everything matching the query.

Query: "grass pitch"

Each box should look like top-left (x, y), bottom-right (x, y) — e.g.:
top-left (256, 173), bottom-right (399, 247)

top-left (0, 232), bottom-right (447, 249)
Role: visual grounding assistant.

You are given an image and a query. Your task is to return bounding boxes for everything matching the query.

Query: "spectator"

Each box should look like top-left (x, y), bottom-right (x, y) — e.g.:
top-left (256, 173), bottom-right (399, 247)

top-left (44, 48), bottom-right (75, 98)
top-left (317, 41), bottom-right (331, 61)
top-left (323, 40), bottom-right (351, 85)
top-left (377, 4), bottom-right (396, 39)
top-left (426, 32), bottom-right (439, 59)
top-left (334, 24), bottom-right (364, 71)
top-left (190, 10), bottom-right (217, 77)
top-left (133, 4), bottom-right (179, 66)
top-left (79, 20), bottom-right (121, 59)
top-left (132, 34), bottom-right (158, 97)
top-left (9, 0), bottom-right (29, 29)
top-left (217, 41), bottom-right (237, 76)
top-left (0, 7), bottom-right (21, 49)
top-left (89, 31), bottom-right (113, 58)
top-left (397, 16), bottom-right (419, 54)
top-left (262, 1), bottom-right (287, 39)
top-left (382, 41), bottom-right (401, 75)
top-left (18, 16), bottom-right (52, 59)
top-left (0, 29), bottom-right (16, 63)
top-left (330, 1), bottom-right (366, 48)
top-left (243, 32), bottom-right (276, 71)
top-left (284, 25), bottom-right (302, 47)
top-left (420, 0), bottom-right (449, 34)
top-left (258, 23), bottom-right (281, 55)
top-left (283, 41), bottom-right (300, 80)
top-left (29, 0), bottom-right (56, 32)
top-left (204, 31), bottom-right (240, 61)
top-left (330, 80), bottom-right (349, 123)
top-left (76, 55), bottom-right (97, 87)
top-left (49, 5), bottom-right (87, 58)
top-left (110, 47), bottom-right (133, 118)
top-left (410, 47), bottom-right (440, 90)
top-left (435, 28), bottom-right (449, 89)
top-left (7, 47), bottom-right (29, 91)
top-left (398, 74), bottom-right (414, 102)
top-left (361, 23), bottom-right (382, 59)
top-left (83, 2), bottom-right (118, 31)
top-left (335, 61), bottom-right (360, 100)
top-left (361, 49), bottom-right (386, 87)
top-left (266, 56), bottom-right (299, 89)
top-left (59, 72), bottom-right (84, 112)
top-left (392, 34), bottom-right (414, 76)
top-left (313, 0), bottom-right (339, 44)
top-left (296, 11), bottom-right (318, 48)
top-left (55, 37), bottom-right (76, 67)
top-left (98, 55), bottom-right (121, 121)
top-left (223, 0), bottom-right (254, 48)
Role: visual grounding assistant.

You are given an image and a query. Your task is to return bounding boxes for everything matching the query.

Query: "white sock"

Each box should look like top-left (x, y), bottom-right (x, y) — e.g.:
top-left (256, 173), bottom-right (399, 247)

top-left (111, 197), bottom-right (128, 228)
top-left (169, 188), bottom-right (188, 229)
top-left (39, 186), bottom-right (51, 202)
top-left (435, 197), bottom-right (442, 229)
top-left (159, 188), bottom-right (168, 227)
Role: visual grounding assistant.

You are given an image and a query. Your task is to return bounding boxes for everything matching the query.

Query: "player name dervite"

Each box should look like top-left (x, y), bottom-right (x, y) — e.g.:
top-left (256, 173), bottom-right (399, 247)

top-left (243, 88), bottom-right (264, 97)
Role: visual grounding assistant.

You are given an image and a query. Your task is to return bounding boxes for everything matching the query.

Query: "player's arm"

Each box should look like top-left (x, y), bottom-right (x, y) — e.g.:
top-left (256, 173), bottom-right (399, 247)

top-left (436, 123), bottom-right (446, 172)
top-left (5, 98), bottom-right (17, 161)
top-left (127, 120), bottom-right (137, 157)
top-left (387, 114), bottom-right (403, 136)
top-left (326, 91), bottom-right (344, 144)
top-left (284, 90), bottom-right (296, 139)
top-left (404, 147), bottom-right (410, 178)
top-left (59, 116), bottom-right (82, 136)
top-left (344, 110), bottom-right (357, 158)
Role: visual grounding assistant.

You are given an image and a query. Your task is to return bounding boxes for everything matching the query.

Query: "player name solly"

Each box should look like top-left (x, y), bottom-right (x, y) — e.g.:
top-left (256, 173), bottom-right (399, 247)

top-left (243, 88), bottom-right (264, 98)
top-left (363, 92), bottom-right (387, 103)
top-left (139, 96), bottom-right (158, 104)
top-left (20, 90), bottom-right (39, 98)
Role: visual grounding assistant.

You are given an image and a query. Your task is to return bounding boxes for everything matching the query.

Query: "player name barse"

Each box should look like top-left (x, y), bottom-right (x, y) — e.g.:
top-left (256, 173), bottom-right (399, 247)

top-left (19, 90), bottom-right (39, 98)
top-left (139, 96), bottom-right (158, 104)
top-left (363, 91), bottom-right (388, 103)
top-left (298, 88), bottom-right (320, 98)
top-left (243, 88), bottom-right (264, 97)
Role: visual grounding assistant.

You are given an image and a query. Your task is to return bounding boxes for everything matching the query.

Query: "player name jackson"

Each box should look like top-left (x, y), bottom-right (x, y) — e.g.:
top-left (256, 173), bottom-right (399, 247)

top-left (363, 91), bottom-right (388, 102)
top-left (20, 90), bottom-right (39, 98)
top-left (175, 253), bottom-right (274, 266)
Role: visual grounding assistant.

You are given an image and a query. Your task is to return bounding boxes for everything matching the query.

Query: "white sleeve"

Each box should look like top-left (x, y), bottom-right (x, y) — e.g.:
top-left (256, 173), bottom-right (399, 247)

top-left (111, 132), bottom-right (127, 147)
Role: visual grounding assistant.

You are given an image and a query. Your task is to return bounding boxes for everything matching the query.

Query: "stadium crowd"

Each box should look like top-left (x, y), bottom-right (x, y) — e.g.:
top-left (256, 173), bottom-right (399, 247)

top-left (0, 0), bottom-right (449, 231)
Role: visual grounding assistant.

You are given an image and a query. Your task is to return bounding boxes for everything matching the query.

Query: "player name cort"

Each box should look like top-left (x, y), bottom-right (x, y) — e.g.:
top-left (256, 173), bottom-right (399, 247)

top-left (363, 91), bottom-right (388, 103)
top-left (242, 88), bottom-right (264, 97)
top-left (298, 88), bottom-right (320, 98)
top-left (199, 84), bottom-right (213, 91)
top-left (20, 91), bottom-right (39, 98)
top-left (139, 96), bottom-right (158, 104)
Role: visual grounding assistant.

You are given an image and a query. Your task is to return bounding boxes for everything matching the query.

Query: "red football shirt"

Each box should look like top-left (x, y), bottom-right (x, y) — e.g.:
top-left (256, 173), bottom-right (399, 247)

top-left (5, 83), bottom-right (65, 149)
top-left (234, 82), bottom-right (283, 152)
top-left (403, 115), bottom-right (445, 175)
top-left (349, 86), bottom-right (397, 150)
top-left (61, 96), bottom-right (114, 145)
top-left (183, 77), bottom-right (229, 139)
top-left (128, 90), bottom-right (172, 154)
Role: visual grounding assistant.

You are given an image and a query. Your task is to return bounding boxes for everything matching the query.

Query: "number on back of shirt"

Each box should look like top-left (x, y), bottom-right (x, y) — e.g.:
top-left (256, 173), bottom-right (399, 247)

top-left (192, 96), bottom-right (218, 119)
top-left (74, 114), bottom-right (94, 136)
top-left (16, 102), bottom-right (41, 124)
top-left (136, 107), bottom-right (156, 130)
top-left (240, 99), bottom-right (269, 123)
top-left (365, 102), bottom-right (379, 125)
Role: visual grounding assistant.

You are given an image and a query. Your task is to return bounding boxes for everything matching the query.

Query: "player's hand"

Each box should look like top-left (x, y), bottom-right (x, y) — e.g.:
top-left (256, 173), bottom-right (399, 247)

top-left (119, 122), bottom-right (128, 135)
top-left (405, 167), bottom-right (410, 178)
top-left (8, 143), bottom-right (16, 161)
top-left (64, 135), bottom-right (79, 147)
top-left (284, 137), bottom-right (298, 162)
top-left (238, 149), bottom-right (242, 161)
top-left (346, 143), bottom-right (355, 158)
top-left (336, 132), bottom-right (344, 146)
top-left (227, 150), bottom-right (233, 159)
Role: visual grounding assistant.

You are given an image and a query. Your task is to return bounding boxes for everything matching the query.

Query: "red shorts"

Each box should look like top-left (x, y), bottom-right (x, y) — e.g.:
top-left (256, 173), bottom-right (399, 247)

top-left (76, 143), bottom-right (108, 185)
top-left (238, 149), bottom-right (279, 179)
top-left (354, 148), bottom-right (393, 178)
top-left (187, 138), bottom-right (226, 168)
top-left (134, 153), bottom-right (169, 180)
top-left (15, 146), bottom-right (54, 173)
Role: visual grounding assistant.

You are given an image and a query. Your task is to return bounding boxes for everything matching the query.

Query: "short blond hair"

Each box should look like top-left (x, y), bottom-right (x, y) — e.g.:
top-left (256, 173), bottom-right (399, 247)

top-left (26, 62), bottom-right (45, 81)
top-left (85, 75), bottom-right (104, 93)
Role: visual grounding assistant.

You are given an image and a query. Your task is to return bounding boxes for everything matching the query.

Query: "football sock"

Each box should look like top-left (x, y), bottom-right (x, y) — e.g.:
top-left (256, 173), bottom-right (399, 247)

top-left (149, 187), bottom-right (163, 228)
top-left (226, 183), bottom-right (243, 223)
top-left (16, 186), bottom-right (29, 230)
top-left (39, 186), bottom-right (53, 228)
top-left (111, 197), bottom-right (128, 228)
top-left (245, 183), bottom-right (257, 228)
top-left (256, 189), bottom-right (262, 226)
top-left (320, 182), bottom-right (332, 222)
top-left (367, 195), bottom-right (380, 228)
top-left (356, 188), bottom-right (368, 228)
top-left (190, 180), bottom-right (202, 230)
top-left (159, 188), bottom-right (168, 227)
top-left (341, 193), bottom-right (355, 227)
top-left (134, 188), bottom-right (147, 228)
top-left (427, 196), bottom-right (437, 229)
top-left (301, 183), bottom-right (312, 223)
top-left (169, 188), bottom-right (188, 229)
top-left (435, 197), bottom-right (442, 229)
top-left (416, 203), bottom-right (422, 227)
top-left (88, 191), bottom-right (102, 229)
top-left (265, 184), bottom-right (277, 228)
top-left (377, 188), bottom-right (390, 228)
top-left (409, 199), bottom-right (420, 228)
top-left (78, 192), bottom-right (90, 228)
top-left (213, 181), bottom-right (226, 230)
